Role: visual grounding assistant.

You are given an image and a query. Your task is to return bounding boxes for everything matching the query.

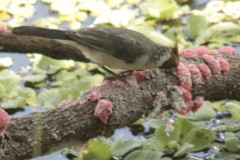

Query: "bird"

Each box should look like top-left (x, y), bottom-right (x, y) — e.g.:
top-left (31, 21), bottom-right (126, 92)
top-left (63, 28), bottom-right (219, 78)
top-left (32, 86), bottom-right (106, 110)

top-left (12, 26), bottom-right (179, 76)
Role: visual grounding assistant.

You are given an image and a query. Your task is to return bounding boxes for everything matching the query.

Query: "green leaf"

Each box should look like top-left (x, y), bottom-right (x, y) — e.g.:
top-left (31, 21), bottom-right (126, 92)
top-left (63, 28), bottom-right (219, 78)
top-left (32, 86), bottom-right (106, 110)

top-left (52, 68), bottom-right (103, 90)
top-left (187, 10), bottom-right (209, 39)
top-left (32, 54), bottom-right (75, 74)
top-left (181, 128), bottom-right (214, 152)
top-left (224, 132), bottom-right (240, 152)
top-left (0, 70), bottom-right (21, 94)
top-left (124, 150), bottom-right (163, 160)
top-left (109, 9), bottom-right (137, 27)
top-left (34, 17), bottom-right (62, 29)
top-left (174, 143), bottom-right (194, 157)
top-left (217, 119), bottom-right (240, 132)
top-left (140, 0), bottom-right (179, 20)
top-left (37, 88), bottom-right (61, 109)
top-left (177, 118), bottom-right (197, 137)
top-left (220, 101), bottom-right (240, 119)
top-left (18, 88), bottom-right (37, 106)
top-left (155, 119), bottom-right (181, 147)
top-left (0, 57), bottom-right (13, 68)
top-left (0, 83), bottom-right (6, 99)
top-left (188, 101), bottom-right (216, 121)
top-left (82, 138), bottom-right (112, 160)
top-left (61, 78), bottom-right (92, 94)
top-left (141, 3), bottom-right (160, 18)
top-left (142, 137), bottom-right (164, 152)
top-left (78, 0), bottom-right (110, 17)
top-left (59, 86), bottom-right (82, 100)
top-left (148, 119), bottom-right (163, 130)
top-left (155, 118), bottom-right (213, 156)
top-left (215, 152), bottom-right (240, 160)
top-left (128, 26), bottom-right (174, 46)
top-left (23, 74), bottom-right (46, 83)
top-left (228, 35), bottom-right (240, 43)
top-left (111, 139), bottom-right (142, 158)
top-left (126, 0), bottom-right (141, 5)
top-left (1, 97), bottom-right (25, 109)
top-left (159, 158), bottom-right (172, 160)
top-left (53, 69), bottom-right (88, 83)
top-left (106, 0), bottom-right (124, 8)
top-left (195, 22), bottom-right (240, 45)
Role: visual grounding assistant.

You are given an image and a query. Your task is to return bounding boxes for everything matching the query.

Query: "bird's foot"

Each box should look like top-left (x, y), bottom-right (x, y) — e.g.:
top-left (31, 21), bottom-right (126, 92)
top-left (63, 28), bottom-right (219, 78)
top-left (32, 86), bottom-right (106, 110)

top-left (101, 66), bottom-right (125, 82)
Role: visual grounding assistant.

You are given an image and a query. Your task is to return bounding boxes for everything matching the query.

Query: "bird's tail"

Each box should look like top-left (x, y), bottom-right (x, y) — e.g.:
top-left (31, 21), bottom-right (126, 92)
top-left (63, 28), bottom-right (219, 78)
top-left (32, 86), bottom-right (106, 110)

top-left (12, 26), bottom-right (72, 40)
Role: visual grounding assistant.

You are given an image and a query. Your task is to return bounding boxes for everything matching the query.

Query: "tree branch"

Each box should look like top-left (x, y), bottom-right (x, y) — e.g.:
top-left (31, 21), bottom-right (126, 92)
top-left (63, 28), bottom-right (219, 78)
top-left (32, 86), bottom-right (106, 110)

top-left (0, 32), bottom-right (89, 62)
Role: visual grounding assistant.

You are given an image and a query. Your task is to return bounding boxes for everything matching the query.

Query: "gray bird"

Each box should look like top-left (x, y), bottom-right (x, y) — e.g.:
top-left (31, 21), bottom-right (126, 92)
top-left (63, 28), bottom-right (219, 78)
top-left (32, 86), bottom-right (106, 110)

top-left (12, 26), bottom-right (179, 72)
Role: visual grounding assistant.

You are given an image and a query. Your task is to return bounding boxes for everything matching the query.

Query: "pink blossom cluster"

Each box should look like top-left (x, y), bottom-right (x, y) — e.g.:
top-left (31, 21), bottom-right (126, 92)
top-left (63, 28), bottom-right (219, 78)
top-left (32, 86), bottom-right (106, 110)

top-left (87, 91), bottom-right (101, 102)
top-left (0, 109), bottom-right (10, 136)
top-left (176, 87), bottom-right (204, 114)
top-left (186, 64), bottom-right (202, 84)
top-left (94, 99), bottom-right (113, 124)
top-left (177, 63), bottom-right (192, 90)
top-left (180, 46), bottom-right (235, 58)
top-left (0, 24), bottom-right (7, 32)
top-left (133, 71), bottom-right (147, 81)
top-left (57, 100), bottom-right (72, 108)
top-left (176, 46), bottom-right (233, 114)
top-left (87, 90), bottom-right (113, 124)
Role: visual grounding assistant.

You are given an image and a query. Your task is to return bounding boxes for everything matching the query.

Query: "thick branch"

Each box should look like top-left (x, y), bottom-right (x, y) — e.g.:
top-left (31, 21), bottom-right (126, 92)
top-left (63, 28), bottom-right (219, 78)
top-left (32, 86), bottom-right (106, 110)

top-left (0, 53), bottom-right (239, 160)
top-left (0, 32), bottom-right (89, 62)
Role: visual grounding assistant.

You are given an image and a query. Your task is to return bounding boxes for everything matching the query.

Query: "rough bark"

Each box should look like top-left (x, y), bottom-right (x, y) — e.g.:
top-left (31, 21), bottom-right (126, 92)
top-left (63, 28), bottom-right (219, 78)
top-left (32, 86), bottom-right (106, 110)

top-left (0, 32), bottom-right (240, 160)
top-left (0, 31), bottom-right (89, 62)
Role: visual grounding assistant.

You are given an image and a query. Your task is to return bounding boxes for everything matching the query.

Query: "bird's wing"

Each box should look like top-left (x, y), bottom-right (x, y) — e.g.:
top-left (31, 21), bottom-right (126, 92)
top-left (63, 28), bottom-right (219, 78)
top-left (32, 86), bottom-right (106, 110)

top-left (65, 27), bottom-right (150, 63)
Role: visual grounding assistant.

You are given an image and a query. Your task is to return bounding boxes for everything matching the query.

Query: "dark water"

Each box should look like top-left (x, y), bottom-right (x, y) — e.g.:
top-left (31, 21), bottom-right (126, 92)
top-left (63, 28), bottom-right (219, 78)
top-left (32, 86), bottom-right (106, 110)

top-left (31, 150), bottom-right (69, 160)
top-left (0, 53), bottom-right (30, 73)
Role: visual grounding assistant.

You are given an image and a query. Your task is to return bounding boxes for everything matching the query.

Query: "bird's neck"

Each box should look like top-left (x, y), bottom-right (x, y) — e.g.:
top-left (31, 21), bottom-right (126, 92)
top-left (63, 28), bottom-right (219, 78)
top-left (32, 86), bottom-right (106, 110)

top-left (161, 45), bottom-right (179, 69)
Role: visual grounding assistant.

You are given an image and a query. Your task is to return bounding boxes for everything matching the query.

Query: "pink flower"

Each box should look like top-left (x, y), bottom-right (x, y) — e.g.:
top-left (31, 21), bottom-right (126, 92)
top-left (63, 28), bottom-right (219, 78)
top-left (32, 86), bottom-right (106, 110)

top-left (94, 100), bottom-right (113, 124)
top-left (0, 109), bottom-right (10, 136)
